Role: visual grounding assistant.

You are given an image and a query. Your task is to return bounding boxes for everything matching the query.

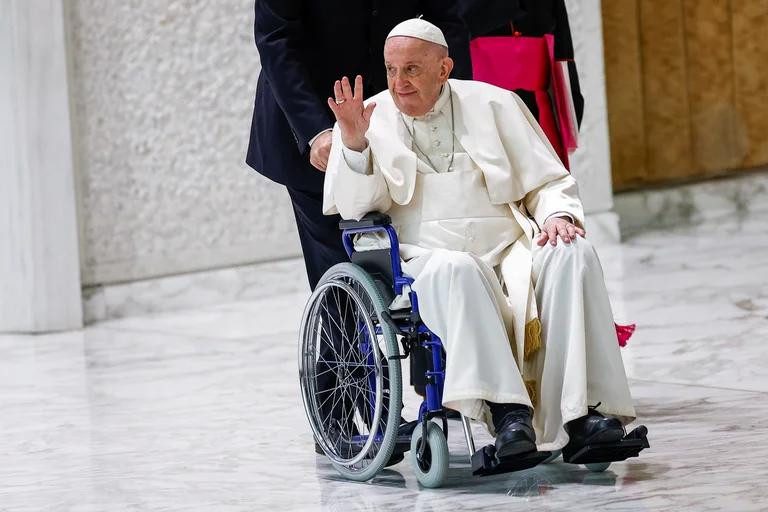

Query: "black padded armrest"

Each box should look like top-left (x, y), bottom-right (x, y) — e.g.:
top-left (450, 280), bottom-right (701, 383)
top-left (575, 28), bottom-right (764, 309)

top-left (338, 212), bottom-right (392, 230)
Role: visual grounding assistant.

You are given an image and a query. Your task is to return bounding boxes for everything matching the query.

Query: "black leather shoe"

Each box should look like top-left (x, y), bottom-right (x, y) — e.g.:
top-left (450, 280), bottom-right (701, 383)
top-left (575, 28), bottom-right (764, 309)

top-left (384, 419), bottom-right (420, 466)
top-left (489, 402), bottom-right (537, 458)
top-left (396, 419), bottom-right (419, 437)
top-left (564, 402), bottom-right (624, 451)
top-left (446, 408), bottom-right (462, 420)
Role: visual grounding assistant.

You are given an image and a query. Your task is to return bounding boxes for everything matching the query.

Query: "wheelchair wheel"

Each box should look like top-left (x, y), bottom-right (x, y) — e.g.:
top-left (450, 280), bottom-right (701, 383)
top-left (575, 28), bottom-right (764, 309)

top-left (410, 422), bottom-right (449, 488)
top-left (299, 263), bottom-right (403, 482)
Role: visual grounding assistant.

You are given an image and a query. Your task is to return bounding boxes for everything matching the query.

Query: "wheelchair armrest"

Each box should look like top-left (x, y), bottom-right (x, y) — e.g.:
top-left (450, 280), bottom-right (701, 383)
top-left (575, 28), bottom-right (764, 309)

top-left (338, 212), bottom-right (392, 231)
top-left (337, 211), bottom-right (411, 296)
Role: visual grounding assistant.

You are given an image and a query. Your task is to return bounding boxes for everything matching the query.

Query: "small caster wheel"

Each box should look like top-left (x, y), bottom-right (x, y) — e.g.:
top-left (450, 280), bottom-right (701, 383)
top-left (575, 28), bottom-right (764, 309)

top-left (410, 422), bottom-right (449, 488)
top-left (542, 449), bottom-right (561, 464)
top-left (585, 462), bottom-right (611, 472)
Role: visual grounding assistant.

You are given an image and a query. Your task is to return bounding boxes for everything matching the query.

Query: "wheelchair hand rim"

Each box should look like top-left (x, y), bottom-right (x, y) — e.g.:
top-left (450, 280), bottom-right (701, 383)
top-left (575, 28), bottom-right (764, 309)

top-left (299, 279), bottom-right (386, 467)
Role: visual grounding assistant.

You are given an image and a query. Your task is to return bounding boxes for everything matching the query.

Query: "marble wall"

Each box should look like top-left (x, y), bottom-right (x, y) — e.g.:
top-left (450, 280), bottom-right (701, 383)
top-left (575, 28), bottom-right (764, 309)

top-left (65, 0), bottom-right (300, 287)
top-left (0, 0), bottom-right (83, 332)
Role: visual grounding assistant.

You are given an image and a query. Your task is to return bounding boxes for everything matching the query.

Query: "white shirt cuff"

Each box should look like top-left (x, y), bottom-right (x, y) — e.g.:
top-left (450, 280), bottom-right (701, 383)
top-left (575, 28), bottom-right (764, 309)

top-left (341, 144), bottom-right (372, 175)
top-left (308, 128), bottom-right (333, 148)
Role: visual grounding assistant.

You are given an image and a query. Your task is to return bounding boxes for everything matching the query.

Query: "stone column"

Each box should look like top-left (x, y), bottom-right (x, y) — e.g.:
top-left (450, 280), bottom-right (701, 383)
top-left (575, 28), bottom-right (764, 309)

top-left (0, 0), bottom-right (83, 332)
top-left (564, 0), bottom-right (620, 245)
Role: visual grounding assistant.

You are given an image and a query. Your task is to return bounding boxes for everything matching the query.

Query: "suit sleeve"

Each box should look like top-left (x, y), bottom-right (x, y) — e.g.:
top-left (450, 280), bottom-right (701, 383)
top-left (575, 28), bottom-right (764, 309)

top-left (422, 0), bottom-right (473, 80)
top-left (553, 0), bottom-right (584, 126)
top-left (254, 0), bottom-right (333, 153)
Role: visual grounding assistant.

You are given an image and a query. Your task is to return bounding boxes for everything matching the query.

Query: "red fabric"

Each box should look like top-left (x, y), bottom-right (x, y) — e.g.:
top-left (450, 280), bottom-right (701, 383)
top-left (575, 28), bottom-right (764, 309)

top-left (470, 35), bottom-right (550, 90)
top-left (469, 34), bottom-right (571, 168)
top-left (615, 323), bottom-right (636, 348)
top-left (545, 34), bottom-right (578, 157)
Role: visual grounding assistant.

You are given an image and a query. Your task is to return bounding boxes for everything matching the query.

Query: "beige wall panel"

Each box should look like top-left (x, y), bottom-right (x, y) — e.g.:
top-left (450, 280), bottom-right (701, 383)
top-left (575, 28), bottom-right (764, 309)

top-left (639, 0), bottom-right (693, 182)
top-left (683, 0), bottom-right (746, 173)
top-left (602, 0), bottom-right (648, 189)
top-left (732, 0), bottom-right (768, 168)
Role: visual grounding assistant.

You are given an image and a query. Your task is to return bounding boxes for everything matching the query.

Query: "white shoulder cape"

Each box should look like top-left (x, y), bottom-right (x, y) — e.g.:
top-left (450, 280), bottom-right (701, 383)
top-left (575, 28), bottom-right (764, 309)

top-left (322, 79), bottom-right (569, 216)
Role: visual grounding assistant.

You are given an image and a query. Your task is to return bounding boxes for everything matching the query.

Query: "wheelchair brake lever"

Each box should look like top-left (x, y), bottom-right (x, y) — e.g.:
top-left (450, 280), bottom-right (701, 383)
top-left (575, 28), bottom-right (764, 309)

top-left (381, 311), bottom-right (409, 361)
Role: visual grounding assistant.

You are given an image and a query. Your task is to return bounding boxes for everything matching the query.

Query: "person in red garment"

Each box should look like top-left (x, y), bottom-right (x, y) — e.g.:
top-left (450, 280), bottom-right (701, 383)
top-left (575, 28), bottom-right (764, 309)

top-left (458, 0), bottom-right (582, 170)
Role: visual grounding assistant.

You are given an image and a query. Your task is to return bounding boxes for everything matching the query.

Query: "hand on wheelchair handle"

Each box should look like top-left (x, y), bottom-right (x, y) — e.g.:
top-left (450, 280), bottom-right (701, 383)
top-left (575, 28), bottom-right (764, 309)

top-left (327, 75), bottom-right (376, 152)
top-left (537, 216), bottom-right (586, 247)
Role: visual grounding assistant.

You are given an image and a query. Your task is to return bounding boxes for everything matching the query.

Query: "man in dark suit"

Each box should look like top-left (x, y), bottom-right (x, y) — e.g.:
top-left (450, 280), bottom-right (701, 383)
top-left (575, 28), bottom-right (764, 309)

top-left (246, 1), bottom-right (472, 291)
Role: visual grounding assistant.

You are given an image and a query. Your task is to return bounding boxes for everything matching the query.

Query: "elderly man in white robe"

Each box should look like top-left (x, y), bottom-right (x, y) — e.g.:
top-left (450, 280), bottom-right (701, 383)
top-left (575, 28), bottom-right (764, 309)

top-left (322, 19), bottom-right (641, 466)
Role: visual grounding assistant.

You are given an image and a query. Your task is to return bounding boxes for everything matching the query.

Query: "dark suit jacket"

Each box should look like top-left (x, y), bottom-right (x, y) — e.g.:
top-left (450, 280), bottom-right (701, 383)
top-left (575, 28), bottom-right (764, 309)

top-left (246, 0), bottom-right (472, 192)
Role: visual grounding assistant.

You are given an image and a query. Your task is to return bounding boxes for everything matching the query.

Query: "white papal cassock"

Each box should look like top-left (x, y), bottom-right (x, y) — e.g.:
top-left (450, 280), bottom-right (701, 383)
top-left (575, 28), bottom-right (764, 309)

top-left (322, 79), bottom-right (636, 451)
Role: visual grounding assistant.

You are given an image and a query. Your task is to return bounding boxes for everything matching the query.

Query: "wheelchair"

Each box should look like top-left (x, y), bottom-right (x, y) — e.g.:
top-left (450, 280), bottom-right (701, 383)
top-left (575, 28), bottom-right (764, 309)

top-left (299, 212), bottom-right (648, 488)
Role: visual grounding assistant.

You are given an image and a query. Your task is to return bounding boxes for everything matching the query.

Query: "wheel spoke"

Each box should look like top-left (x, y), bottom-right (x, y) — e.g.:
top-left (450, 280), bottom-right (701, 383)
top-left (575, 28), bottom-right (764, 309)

top-left (330, 287), bottom-right (350, 365)
top-left (318, 308), bottom-right (347, 367)
top-left (321, 384), bottom-right (346, 432)
top-left (315, 379), bottom-right (345, 418)
top-left (320, 298), bottom-right (353, 363)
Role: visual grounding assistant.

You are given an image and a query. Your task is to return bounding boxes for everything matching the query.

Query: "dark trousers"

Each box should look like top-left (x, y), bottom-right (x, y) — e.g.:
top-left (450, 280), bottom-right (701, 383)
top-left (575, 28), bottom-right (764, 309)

top-left (286, 186), bottom-right (349, 290)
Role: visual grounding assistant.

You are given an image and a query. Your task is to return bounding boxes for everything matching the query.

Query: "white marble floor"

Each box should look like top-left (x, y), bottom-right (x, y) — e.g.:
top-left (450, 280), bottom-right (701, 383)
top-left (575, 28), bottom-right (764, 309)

top-left (2, 210), bottom-right (767, 511)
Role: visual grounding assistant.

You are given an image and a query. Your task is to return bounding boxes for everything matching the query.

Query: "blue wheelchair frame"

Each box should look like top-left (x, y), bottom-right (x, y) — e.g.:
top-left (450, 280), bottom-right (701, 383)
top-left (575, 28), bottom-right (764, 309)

top-left (341, 224), bottom-right (446, 429)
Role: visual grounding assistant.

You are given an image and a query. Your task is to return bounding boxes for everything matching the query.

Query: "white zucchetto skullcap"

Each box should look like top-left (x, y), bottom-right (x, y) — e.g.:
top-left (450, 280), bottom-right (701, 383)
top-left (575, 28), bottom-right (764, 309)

top-left (386, 18), bottom-right (448, 48)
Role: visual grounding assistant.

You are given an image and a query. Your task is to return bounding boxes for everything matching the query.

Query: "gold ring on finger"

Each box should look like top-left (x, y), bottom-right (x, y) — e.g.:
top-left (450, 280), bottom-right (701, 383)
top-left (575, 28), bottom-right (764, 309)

top-left (335, 99), bottom-right (346, 105)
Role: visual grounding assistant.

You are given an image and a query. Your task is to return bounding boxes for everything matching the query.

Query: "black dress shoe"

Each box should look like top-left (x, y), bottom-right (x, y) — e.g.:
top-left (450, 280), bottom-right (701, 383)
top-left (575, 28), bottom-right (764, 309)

top-left (564, 402), bottom-right (624, 451)
top-left (383, 419), bottom-right (420, 466)
top-left (488, 402), bottom-right (537, 458)
top-left (445, 408), bottom-right (462, 420)
top-left (396, 419), bottom-right (419, 437)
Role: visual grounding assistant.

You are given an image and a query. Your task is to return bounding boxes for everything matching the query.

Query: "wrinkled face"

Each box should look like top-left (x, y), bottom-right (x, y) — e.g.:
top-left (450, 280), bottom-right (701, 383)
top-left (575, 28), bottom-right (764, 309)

top-left (383, 36), bottom-right (454, 117)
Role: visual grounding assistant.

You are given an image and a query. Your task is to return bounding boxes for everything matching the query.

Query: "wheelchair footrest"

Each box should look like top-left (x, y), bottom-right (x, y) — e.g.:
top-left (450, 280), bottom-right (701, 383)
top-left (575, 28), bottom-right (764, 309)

top-left (563, 425), bottom-right (650, 465)
top-left (471, 444), bottom-right (551, 477)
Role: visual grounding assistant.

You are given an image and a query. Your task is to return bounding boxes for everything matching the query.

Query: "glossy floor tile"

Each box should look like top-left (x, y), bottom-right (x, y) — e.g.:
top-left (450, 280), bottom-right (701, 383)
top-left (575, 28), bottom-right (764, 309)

top-left (1, 210), bottom-right (767, 511)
